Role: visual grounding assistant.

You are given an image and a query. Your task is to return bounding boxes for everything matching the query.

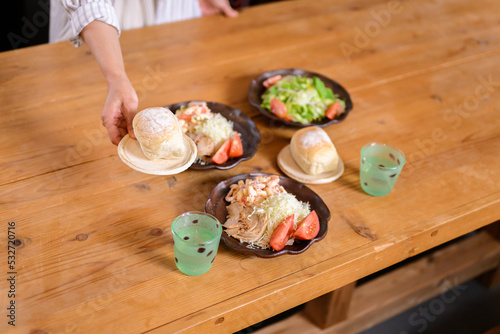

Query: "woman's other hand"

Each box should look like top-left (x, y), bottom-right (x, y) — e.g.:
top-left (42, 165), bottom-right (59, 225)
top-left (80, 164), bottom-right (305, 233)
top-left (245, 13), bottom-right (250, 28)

top-left (199, 0), bottom-right (239, 17)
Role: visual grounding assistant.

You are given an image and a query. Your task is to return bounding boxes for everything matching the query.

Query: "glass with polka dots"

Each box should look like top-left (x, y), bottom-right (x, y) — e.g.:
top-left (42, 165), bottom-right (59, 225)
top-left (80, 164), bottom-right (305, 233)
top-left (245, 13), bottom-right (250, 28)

top-left (360, 143), bottom-right (405, 196)
top-left (171, 211), bottom-right (222, 276)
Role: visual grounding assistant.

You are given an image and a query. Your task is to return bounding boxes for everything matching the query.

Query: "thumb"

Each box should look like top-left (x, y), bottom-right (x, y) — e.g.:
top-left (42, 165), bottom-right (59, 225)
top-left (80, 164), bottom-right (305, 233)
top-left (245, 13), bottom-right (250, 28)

top-left (126, 113), bottom-right (136, 139)
top-left (122, 96), bottom-right (138, 140)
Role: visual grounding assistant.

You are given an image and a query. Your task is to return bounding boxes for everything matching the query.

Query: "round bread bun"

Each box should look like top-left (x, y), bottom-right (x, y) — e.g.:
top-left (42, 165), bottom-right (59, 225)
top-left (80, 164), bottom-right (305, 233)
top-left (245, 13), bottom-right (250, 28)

top-left (290, 126), bottom-right (339, 175)
top-left (132, 107), bottom-right (186, 160)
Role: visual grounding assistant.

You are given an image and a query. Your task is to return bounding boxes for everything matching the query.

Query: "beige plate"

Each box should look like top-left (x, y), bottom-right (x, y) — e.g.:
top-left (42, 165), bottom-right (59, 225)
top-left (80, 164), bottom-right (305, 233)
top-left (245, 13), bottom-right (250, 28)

top-left (117, 134), bottom-right (197, 175)
top-left (277, 145), bottom-right (344, 184)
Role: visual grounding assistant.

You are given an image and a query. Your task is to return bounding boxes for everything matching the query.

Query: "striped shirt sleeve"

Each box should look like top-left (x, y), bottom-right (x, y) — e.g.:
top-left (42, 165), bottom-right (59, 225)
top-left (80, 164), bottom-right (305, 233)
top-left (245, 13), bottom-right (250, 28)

top-left (57, 0), bottom-right (121, 47)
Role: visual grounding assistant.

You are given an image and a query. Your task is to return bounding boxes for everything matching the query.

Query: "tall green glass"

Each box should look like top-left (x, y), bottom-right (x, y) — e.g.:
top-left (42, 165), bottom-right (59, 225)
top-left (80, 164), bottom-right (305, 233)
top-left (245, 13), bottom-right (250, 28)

top-left (360, 143), bottom-right (405, 196)
top-left (171, 211), bottom-right (222, 276)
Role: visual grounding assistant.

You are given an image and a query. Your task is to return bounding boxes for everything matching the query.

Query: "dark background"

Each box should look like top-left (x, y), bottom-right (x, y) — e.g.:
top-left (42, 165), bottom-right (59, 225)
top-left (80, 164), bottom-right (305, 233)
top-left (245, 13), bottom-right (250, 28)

top-left (1, 0), bottom-right (50, 52)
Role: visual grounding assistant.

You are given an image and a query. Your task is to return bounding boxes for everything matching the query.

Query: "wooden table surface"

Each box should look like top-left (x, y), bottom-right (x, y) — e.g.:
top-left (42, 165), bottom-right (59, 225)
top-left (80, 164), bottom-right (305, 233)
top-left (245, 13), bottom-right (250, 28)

top-left (1, 0), bottom-right (500, 333)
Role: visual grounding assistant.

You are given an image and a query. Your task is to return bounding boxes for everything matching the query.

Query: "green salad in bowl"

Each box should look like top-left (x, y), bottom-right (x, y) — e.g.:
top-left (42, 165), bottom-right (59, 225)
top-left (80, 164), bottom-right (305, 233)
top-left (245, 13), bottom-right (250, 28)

top-left (260, 75), bottom-right (346, 124)
top-left (248, 69), bottom-right (353, 128)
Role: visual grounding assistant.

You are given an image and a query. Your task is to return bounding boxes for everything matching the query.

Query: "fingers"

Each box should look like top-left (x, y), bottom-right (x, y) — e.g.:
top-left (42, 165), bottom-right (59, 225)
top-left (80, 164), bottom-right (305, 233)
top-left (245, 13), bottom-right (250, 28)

top-left (103, 108), bottom-right (136, 145)
top-left (220, 1), bottom-right (239, 17)
top-left (102, 78), bottom-right (138, 145)
top-left (102, 102), bottom-right (130, 146)
top-left (200, 0), bottom-right (239, 17)
top-left (102, 113), bottom-right (124, 146)
top-left (118, 123), bottom-right (128, 140)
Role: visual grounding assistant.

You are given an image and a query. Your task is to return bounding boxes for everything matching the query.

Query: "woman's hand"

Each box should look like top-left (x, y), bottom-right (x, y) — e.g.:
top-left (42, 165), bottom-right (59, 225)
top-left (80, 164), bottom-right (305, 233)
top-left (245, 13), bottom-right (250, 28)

top-left (199, 0), bottom-right (239, 17)
top-left (102, 74), bottom-right (138, 145)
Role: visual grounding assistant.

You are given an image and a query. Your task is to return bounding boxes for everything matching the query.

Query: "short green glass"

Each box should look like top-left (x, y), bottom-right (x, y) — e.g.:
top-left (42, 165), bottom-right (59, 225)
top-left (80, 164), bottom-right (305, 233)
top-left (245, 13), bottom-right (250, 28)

top-left (171, 211), bottom-right (222, 276)
top-left (360, 143), bottom-right (405, 196)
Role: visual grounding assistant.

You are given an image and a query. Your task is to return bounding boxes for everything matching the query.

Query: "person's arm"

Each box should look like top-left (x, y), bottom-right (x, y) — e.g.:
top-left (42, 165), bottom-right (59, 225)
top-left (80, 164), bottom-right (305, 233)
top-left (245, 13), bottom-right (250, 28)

top-left (80, 21), bottom-right (138, 145)
top-left (55, 0), bottom-right (137, 145)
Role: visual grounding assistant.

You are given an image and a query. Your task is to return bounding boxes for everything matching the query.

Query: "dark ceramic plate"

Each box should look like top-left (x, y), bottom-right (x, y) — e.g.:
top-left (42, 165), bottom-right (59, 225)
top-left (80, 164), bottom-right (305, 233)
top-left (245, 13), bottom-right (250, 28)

top-left (248, 68), bottom-right (353, 128)
top-left (204, 173), bottom-right (330, 258)
top-left (166, 101), bottom-right (261, 170)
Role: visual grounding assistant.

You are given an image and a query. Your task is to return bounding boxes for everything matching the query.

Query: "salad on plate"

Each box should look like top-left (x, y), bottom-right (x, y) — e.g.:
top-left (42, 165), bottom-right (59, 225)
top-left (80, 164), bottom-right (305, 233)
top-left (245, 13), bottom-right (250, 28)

top-left (175, 101), bottom-right (243, 165)
top-left (260, 75), bottom-right (346, 124)
top-left (223, 175), bottom-right (320, 251)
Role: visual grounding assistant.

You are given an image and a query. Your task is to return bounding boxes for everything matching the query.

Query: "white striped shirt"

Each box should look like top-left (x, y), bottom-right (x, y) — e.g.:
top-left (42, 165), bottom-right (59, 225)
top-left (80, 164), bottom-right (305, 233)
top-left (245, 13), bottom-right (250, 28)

top-left (51, 0), bottom-right (202, 47)
top-left (53, 0), bottom-right (120, 46)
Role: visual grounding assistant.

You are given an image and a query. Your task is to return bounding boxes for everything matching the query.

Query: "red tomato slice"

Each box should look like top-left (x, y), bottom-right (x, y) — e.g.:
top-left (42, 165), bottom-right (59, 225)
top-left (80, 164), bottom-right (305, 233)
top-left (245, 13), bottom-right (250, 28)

top-left (270, 98), bottom-right (288, 118)
top-left (211, 138), bottom-right (231, 164)
top-left (176, 113), bottom-right (192, 122)
top-left (270, 214), bottom-right (294, 251)
top-left (325, 102), bottom-right (340, 120)
top-left (263, 75), bottom-right (283, 88)
top-left (228, 132), bottom-right (243, 158)
top-left (293, 210), bottom-right (319, 240)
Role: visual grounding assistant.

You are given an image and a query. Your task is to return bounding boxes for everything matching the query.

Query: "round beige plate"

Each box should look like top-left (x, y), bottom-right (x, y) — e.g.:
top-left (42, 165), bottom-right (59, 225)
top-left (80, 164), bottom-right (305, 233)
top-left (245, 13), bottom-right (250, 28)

top-left (117, 134), bottom-right (197, 175)
top-left (277, 145), bottom-right (344, 184)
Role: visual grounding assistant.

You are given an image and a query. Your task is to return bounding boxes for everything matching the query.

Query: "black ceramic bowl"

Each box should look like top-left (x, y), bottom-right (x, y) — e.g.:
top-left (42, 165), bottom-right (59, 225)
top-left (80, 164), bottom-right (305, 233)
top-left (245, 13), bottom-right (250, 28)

top-left (166, 101), bottom-right (261, 170)
top-left (204, 173), bottom-right (331, 258)
top-left (248, 68), bottom-right (353, 128)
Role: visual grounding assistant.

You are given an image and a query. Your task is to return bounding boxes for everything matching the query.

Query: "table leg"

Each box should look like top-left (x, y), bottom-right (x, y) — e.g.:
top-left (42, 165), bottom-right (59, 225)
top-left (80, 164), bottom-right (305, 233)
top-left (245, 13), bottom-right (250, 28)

top-left (479, 221), bottom-right (500, 288)
top-left (302, 281), bottom-right (356, 329)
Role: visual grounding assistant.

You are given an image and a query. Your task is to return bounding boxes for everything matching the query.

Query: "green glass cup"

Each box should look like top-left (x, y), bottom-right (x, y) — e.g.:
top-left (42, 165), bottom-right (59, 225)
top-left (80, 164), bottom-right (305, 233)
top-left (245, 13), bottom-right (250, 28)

top-left (360, 143), bottom-right (405, 196)
top-left (171, 211), bottom-right (222, 276)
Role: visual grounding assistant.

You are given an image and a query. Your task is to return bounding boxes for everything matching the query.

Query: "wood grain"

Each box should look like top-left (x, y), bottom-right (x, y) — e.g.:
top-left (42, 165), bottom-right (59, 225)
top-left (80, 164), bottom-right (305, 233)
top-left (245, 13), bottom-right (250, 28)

top-left (1, 0), bottom-right (499, 333)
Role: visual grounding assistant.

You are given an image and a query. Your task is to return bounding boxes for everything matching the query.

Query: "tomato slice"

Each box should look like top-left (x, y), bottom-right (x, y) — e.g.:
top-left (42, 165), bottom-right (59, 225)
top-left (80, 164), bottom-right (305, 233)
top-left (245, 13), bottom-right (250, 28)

top-left (228, 132), bottom-right (243, 158)
top-left (176, 113), bottom-right (192, 121)
top-left (211, 138), bottom-right (231, 164)
top-left (263, 75), bottom-right (283, 88)
top-left (270, 98), bottom-right (288, 118)
top-left (293, 210), bottom-right (319, 240)
top-left (325, 102), bottom-right (340, 120)
top-left (270, 215), bottom-right (294, 251)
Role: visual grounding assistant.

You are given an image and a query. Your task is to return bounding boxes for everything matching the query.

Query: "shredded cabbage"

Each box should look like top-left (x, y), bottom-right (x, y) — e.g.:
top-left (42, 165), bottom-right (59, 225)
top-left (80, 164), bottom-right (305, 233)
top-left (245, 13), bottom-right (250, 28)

top-left (255, 193), bottom-right (310, 247)
top-left (194, 113), bottom-right (234, 149)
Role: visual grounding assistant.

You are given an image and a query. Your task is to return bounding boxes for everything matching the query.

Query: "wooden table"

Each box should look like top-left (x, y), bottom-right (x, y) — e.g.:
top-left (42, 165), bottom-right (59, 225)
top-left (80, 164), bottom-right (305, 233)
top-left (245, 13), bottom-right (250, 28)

top-left (1, 0), bottom-right (500, 333)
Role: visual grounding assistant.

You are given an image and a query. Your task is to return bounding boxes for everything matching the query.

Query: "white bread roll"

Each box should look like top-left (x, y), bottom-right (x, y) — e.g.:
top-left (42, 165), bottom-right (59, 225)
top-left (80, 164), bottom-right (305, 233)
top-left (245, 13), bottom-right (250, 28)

top-left (290, 126), bottom-right (339, 175)
top-left (132, 107), bottom-right (186, 160)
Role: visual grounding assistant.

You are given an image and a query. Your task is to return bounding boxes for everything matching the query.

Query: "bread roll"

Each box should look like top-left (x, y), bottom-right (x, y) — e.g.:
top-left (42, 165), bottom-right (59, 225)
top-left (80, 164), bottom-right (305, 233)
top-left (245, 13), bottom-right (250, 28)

top-left (290, 126), bottom-right (339, 175)
top-left (132, 107), bottom-right (186, 160)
